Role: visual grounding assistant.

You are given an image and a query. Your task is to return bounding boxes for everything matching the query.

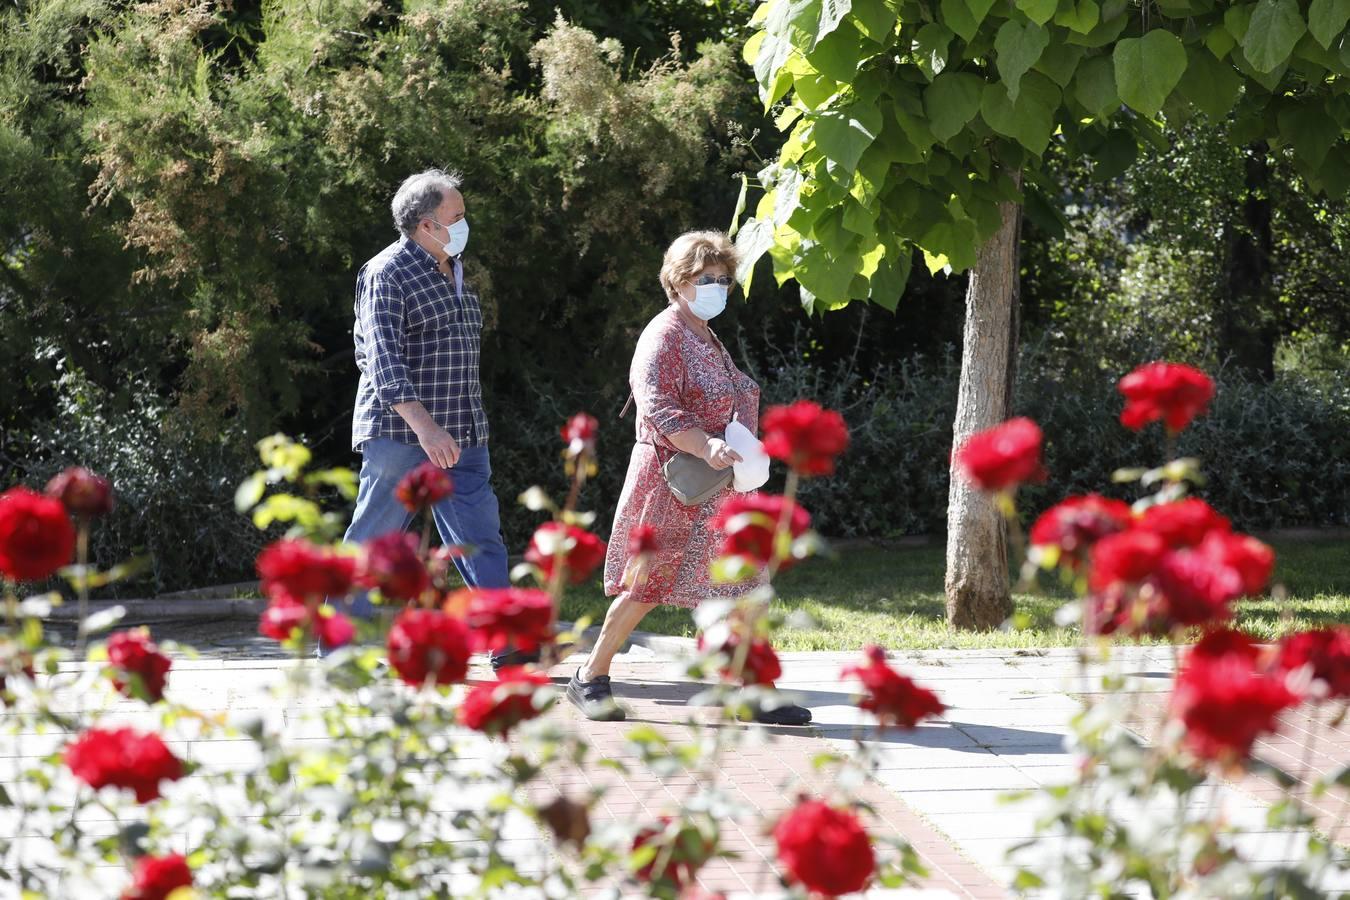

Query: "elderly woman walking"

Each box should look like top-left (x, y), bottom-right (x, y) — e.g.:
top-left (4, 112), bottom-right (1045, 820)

top-left (566, 230), bottom-right (811, 726)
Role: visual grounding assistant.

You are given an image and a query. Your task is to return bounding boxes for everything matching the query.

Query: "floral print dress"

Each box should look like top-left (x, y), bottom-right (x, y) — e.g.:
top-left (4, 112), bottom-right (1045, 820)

top-left (603, 306), bottom-right (761, 608)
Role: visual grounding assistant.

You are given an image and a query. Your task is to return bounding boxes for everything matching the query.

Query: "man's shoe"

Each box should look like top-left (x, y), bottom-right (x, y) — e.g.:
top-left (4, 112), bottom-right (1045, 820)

top-left (490, 648), bottom-right (542, 673)
top-left (749, 701), bottom-right (812, 727)
top-left (566, 669), bottom-right (627, 722)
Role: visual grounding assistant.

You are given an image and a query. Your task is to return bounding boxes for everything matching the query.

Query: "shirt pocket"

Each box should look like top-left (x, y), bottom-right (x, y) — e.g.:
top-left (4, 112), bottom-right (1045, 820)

top-left (406, 290), bottom-right (453, 332)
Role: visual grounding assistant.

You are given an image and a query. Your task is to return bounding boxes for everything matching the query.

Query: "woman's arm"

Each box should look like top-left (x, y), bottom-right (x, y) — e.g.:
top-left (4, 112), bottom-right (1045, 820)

top-left (631, 322), bottom-right (741, 470)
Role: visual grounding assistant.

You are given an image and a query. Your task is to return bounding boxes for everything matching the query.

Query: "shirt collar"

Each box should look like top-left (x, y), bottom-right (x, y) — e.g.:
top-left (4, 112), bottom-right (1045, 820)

top-left (400, 235), bottom-right (451, 273)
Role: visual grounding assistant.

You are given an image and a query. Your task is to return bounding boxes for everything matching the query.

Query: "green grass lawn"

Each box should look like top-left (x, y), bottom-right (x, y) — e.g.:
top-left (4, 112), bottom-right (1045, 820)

top-left (557, 538), bottom-right (1350, 651)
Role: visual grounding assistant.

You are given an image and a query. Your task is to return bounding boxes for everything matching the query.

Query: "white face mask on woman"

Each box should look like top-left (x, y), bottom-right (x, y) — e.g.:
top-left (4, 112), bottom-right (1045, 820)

top-left (688, 275), bottom-right (732, 320)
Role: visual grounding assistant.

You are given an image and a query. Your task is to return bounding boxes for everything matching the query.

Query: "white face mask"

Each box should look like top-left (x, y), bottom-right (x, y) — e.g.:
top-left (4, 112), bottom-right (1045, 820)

top-left (431, 218), bottom-right (469, 257)
top-left (688, 282), bottom-right (728, 320)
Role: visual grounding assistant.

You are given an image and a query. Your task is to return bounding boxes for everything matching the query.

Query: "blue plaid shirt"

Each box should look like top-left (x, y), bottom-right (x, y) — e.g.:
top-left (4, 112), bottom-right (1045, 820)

top-left (351, 237), bottom-right (490, 452)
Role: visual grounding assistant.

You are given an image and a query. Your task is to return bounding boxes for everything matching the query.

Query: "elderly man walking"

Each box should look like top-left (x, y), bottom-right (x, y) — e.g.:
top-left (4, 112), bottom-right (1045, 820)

top-left (337, 168), bottom-right (529, 669)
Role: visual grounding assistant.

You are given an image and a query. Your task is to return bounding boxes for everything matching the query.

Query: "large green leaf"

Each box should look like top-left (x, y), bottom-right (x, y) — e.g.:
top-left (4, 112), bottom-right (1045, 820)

top-left (851, 2), bottom-right (898, 40)
top-left (1177, 46), bottom-right (1242, 119)
top-left (980, 71), bottom-right (1062, 155)
top-left (1279, 99), bottom-right (1341, 168)
top-left (995, 19), bottom-right (1050, 100)
top-left (814, 0), bottom-right (854, 46)
top-left (1243, 0), bottom-right (1307, 73)
top-left (794, 241), bottom-right (857, 303)
top-left (1113, 29), bottom-right (1187, 117)
top-left (811, 17), bottom-right (871, 81)
top-left (915, 22), bottom-right (955, 79)
top-left (1054, 0), bottom-right (1101, 33)
top-left (810, 101), bottom-right (883, 174)
top-left (924, 71), bottom-right (986, 140)
top-left (941, 0), bottom-right (981, 42)
top-left (1072, 54), bottom-right (1119, 118)
top-left (734, 218), bottom-right (776, 294)
top-left (966, 0), bottom-right (999, 28)
top-left (1035, 42), bottom-right (1084, 86)
top-left (866, 245), bottom-right (911, 312)
top-left (1309, 0), bottom-right (1350, 48)
top-left (1089, 127), bottom-right (1138, 180)
top-left (1016, 0), bottom-right (1058, 26)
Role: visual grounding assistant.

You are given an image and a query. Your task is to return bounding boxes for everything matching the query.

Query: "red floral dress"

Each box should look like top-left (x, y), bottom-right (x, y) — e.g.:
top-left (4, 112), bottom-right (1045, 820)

top-left (603, 306), bottom-right (761, 608)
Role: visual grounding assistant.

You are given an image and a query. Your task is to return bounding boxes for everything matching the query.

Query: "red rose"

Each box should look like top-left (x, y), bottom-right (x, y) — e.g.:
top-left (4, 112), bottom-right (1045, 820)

top-left (710, 493), bottom-right (810, 570)
top-left (699, 633), bottom-right (782, 687)
top-left (121, 853), bottom-right (192, 900)
top-left (313, 608), bottom-right (355, 649)
top-left (1152, 550), bottom-right (1243, 628)
top-left (1089, 529), bottom-right (1168, 592)
top-left (394, 461), bottom-right (453, 513)
top-left (1189, 627), bottom-right (1263, 664)
top-left (842, 646), bottom-right (946, 729)
top-left (258, 598), bottom-right (308, 642)
top-left (524, 522), bottom-right (606, 585)
top-left (256, 539), bottom-right (356, 603)
top-left (107, 629), bottom-right (172, 703)
top-left (1118, 362), bottom-right (1215, 433)
top-left (1277, 627), bottom-right (1350, 699)
top-left (45, 467), bottom-right (115, 520)
top-left (0, 486), bottom-right (76, 582)
top-left (1195, 531), bottom-right (1274, 597)
top-left (773, 800), bottom-right (875, 897)
top-left (952, 417), bottom-right (1044, 492)
top-left (387, 609), bottom-right (470, 686)
top-left (631, 817), bottom-right (715, 891)
top-left (561, 412), bottom-right (599, 455)
top-left (1170, 642), bottom-right (1301, 764)
top-left (64, 727), bottom-right (184, 803)
top-left (458, 667), bottom-right (552, 737)
top-left (627, 524), bottom-right (659, 558)
top-left (460, 588), bottom-right (554, 654)
top-left (1029, 494), bottom-right (1133, 569)
top-left (761, 400), bottom-right (850, 477)
top-left (359, 532), bottom-right (431, 602)
top-left (1137, 499), bottom-right (1230, 549)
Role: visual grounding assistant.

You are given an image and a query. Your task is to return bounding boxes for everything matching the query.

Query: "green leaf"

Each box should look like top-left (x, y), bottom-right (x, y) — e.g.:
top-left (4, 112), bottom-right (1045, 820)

top-left (1035, 42), bottom-right (1084, 87)
top-left (852, 2), bottom-right (898, 40)
top-left (1178, 47), bottom-right (1242, 119)
top-left (1114, 29), bottom-right (1188, 117)
top-left (966, 0), bottom-right (998, 28)
top-left (981, 72), bottom-right (1062, 155)
top-left (1309, 0), bottom-right (1350, 48)
top-left (867, 245), bottom-right (912, 311)
top-left (925, 71), bottom-right (986, 140)
top-left (1065, 8), bottom-right (1129, 47)
top-left (1243, 0), bottom-right (1307, 73)
top-left (811, 17), bottom-right (870, 82)
top-left (942, 0), bottom-right (980, 42)
top-left (1225, 4), bottom-right (1255, 42)
top-left (1279, 99), bottom-right (1340, 168)
top-left (729, 174), bottom-right (749, 239)
top-left (1054, 0), bottom-right (1100, 33)
top-left (811, 102), bottom-right (883, 174)
top-left (1089, 128), bottom-right (1137, 180)
top-left (1206, 23), bottom-right (1238, 58)
top-left (996, 19), bottom-right (1051, 100)
top-left (1072, 54), bottom-right (1118, 118)
top-left (1016, 0), bottom-right (1058, 25)
top-left (815, 0), bottom-right (854, 45)
top-left (915, 22), bottom-right (954, 79)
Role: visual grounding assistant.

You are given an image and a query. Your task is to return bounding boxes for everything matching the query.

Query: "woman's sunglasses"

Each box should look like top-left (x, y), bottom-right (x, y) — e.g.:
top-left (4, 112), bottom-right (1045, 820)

top-left (694, 275), bottom-right (735, 287)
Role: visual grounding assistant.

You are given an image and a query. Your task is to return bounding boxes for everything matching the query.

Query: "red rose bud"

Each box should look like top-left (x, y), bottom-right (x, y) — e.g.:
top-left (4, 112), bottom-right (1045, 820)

top-left (64, 727), bottom-right (184, 803)
top-left (1136, 498), bottom-right (1230, 550)
top-left (121, 853), bottom-right (192, 900)
top-left (773, 800), bottom-right (875, 897)
top-left (710, 493), bottom-right (810, 570)
top-left (699, 633), bottom-right (782, 687)
top-left (107, 629), bottom-right (172, 703)
top-left (631, 817), bottom-right (715, 891)
top-left (1118, 362), bottom-right (1215, 433)
top-left (1170, 641), bottom-right (1301, 764)
top-left (387, 608), bottom-right (470, 686)
top-left (460, 587), bottom-right (554, 654)
top-left (952, 417), bottom-right (1044, 492)
top-left (761, 400), bottom-right (850, 477)
top-left (627, 524), bottom-right (659, 558)
top-left (258, 598), bottom-right (308, 642)
top-left (256, 539), bottom-right (356, 603)
top-left (360, 532), bottom-right (431, 602)
top-left (842, 646), bottom-right (946, 729)
top-left (0, 486), bottom-right (76, 582)
top-left (458, 667), bottom-right (553, 737)
top-left (394, 461), bottom-right (453, 513)
top-left (45, 467), bottom-right (115, 520)
top-left (524, 522), bottom-right (606, 585)
top-left (1029, 494), bottom-right (1133, 569)
top-left (561, 412), bottom-right (599, 455)
top-left (1276, 627), bottom-right (1350, 699)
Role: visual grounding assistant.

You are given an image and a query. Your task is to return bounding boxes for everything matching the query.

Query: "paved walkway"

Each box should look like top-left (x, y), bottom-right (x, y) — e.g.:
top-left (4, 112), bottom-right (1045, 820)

top-left (3, 639), bottom-right (1348, 898)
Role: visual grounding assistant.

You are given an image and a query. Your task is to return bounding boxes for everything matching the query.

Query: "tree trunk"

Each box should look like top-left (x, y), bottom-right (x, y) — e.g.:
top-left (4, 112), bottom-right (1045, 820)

top-left (1218, 142), bottom-right (1277, 382)
top-left (945, 172), bottom-right (1022, 631)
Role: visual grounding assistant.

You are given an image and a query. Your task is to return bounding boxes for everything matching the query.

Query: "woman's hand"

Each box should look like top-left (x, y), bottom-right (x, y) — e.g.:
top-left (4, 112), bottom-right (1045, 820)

top-left (701, 437), bottom-right (743, 470)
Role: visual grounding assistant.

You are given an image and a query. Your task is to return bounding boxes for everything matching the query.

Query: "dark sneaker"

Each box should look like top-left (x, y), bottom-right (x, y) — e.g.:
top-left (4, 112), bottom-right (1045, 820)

top-left (566, 669), bottom-right (627, 722)
top-left (749, 701), bottom-right (812, 727)
top-left (490, 648), bottom-right (542, 673)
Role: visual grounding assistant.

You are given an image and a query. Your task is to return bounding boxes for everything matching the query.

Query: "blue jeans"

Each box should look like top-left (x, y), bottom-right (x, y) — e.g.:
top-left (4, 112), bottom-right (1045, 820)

top-left (340, 439), bottom-right (510, 619)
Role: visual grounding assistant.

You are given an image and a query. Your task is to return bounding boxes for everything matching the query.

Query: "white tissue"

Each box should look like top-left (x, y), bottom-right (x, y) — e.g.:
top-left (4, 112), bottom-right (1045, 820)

top-left (724, 420), bottom-right (771, 492)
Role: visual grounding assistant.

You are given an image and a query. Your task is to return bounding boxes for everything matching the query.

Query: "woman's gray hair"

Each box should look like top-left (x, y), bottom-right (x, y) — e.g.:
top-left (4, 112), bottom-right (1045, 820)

top-left (391, 168), bottom-right (463, 237)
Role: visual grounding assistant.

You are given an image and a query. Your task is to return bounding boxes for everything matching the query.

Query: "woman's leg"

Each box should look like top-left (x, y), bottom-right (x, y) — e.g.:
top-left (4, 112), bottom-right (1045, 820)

top-left (579, 594), bottom-right (657, 680)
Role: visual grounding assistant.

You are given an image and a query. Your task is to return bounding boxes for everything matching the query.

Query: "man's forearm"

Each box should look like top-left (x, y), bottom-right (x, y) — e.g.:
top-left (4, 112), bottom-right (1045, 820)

top-left (392, 400), bottom-right (441, 437)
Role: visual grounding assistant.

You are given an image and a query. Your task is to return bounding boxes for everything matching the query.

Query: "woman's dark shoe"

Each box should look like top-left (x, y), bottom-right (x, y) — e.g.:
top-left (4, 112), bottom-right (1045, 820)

top-left (490, 648), bottom-right (542, 673)
top-left (749, 701), bottom-right (812, 727)
top-left (566, 669), bottom-right (627, 722)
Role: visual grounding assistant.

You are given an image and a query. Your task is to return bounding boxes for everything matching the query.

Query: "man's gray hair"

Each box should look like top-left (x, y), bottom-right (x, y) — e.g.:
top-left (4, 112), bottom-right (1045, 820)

top-left (391, 168), bottom-right (463, 237)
